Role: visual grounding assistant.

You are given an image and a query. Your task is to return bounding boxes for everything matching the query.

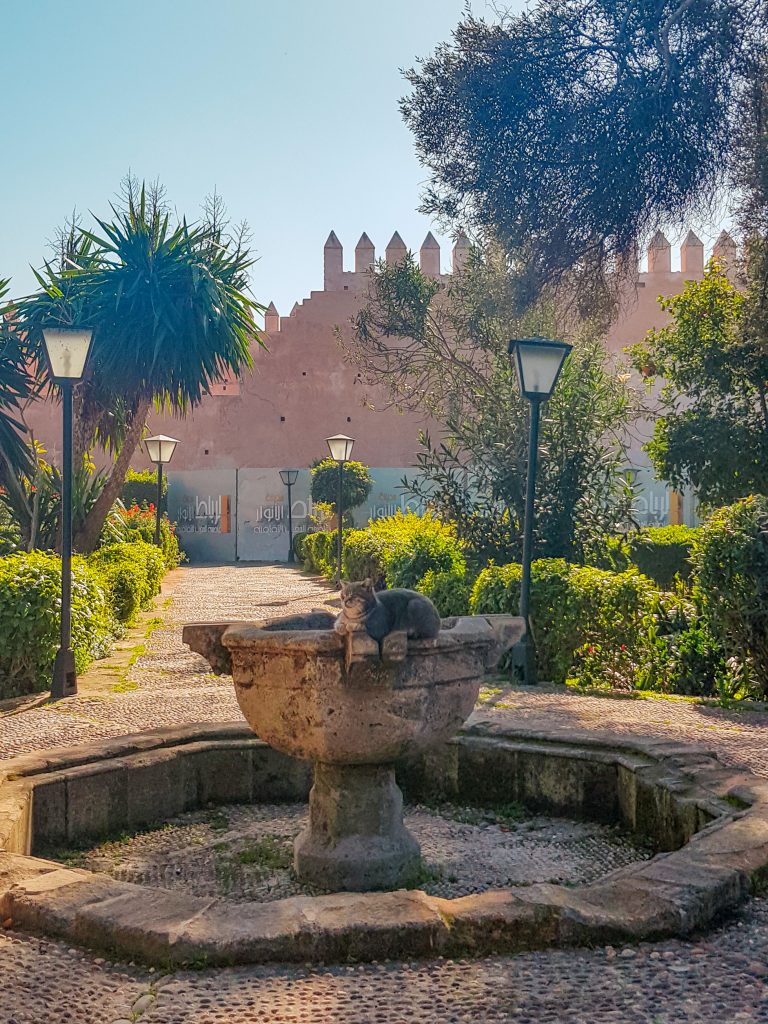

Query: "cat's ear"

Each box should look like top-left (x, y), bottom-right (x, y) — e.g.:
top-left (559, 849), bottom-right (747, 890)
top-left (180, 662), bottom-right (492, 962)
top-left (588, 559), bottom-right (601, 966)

top-left (363, 577), bottom-right (374, 591)
top-left (340, 583), bottom-right (348, 597)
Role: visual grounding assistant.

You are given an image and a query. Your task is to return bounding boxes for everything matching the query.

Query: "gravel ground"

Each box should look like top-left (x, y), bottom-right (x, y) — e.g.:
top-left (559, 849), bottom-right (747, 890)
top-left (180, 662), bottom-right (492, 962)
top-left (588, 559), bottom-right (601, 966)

top-left (3, 563), bottom-right (768, 1023)
top-left (56, 800), bottom-right (649, 902)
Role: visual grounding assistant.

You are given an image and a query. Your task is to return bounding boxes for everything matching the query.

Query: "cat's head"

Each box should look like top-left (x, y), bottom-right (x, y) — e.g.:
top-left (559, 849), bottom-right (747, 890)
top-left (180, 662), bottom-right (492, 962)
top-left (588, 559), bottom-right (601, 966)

top-left (340, 578), bottom-right (376, 618)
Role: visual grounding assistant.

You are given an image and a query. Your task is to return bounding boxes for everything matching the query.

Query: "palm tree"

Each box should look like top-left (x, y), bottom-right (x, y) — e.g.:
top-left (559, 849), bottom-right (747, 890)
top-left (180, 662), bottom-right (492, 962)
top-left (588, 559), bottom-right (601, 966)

top-left (15, 181), bottom-right (264, 551)
top-left (0, 279), bottom-right (34, 480)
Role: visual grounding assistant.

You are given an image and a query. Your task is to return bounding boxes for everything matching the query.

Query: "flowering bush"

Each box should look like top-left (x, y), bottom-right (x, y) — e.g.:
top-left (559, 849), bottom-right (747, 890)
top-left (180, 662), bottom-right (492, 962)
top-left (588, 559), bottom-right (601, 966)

top-left (115, 504), bottom-right (183, 569)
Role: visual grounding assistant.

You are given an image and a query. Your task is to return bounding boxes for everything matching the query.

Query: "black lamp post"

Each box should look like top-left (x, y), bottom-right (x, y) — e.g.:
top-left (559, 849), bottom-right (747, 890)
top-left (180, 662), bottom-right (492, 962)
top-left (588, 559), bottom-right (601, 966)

top-left (508, 337), bottom-right (573, 685)
top-left (143, 434), bottom-right (179, 546)
top-left (42, 327), bottom-right (94, 700)
top-left (279, 469), bottom-right (299, 563)
top-left (325, 434), bottom-right (355, 585)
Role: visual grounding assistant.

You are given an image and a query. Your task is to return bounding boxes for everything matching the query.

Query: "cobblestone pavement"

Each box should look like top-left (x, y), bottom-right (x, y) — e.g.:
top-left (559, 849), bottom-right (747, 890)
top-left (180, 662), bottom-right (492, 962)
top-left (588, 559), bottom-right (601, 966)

top-left (4, 564), bottom-right (768, 1023)
top-left (65, 801), bottom-right (649, 902)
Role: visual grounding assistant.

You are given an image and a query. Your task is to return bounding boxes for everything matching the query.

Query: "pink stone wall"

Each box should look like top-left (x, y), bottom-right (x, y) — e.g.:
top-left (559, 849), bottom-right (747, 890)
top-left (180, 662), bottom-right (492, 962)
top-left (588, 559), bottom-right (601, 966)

top-left (21, 229), bottom-right (735, 553)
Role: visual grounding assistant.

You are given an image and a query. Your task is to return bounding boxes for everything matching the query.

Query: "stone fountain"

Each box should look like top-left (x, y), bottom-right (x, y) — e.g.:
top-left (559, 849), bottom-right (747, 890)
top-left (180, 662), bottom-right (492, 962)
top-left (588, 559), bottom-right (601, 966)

top-left (183, 612), bottom-right (510, 891)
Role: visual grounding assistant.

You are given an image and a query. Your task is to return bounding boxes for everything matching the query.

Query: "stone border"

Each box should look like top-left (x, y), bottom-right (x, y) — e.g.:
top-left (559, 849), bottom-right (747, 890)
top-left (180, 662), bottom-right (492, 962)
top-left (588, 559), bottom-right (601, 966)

top-left (1, 717), bottom-right (767, 965)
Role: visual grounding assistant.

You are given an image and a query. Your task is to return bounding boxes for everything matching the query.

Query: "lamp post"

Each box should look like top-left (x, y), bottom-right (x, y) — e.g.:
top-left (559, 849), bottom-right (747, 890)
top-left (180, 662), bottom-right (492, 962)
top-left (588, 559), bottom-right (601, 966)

top-left (325, 434), bottom-right (355, 586)
top-left (279, 469), bottom-right (299, 563)
top-left (508, 337), bottom-right (573, 685)
top-left (143, 435), bottom-right (180, 546)
top-left (42, 327), bottom-right (94, 700)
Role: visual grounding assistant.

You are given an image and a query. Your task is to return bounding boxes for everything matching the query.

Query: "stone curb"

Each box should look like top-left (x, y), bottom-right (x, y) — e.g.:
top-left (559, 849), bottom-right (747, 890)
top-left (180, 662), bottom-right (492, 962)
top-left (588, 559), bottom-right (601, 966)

top-left (0, 720), bottom-right (766, 966)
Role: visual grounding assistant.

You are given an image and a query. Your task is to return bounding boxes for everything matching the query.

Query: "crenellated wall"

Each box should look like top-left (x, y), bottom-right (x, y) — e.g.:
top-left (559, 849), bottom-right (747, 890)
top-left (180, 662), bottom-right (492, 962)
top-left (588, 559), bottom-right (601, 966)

top-left (22, 227), bottom-right (739, 556)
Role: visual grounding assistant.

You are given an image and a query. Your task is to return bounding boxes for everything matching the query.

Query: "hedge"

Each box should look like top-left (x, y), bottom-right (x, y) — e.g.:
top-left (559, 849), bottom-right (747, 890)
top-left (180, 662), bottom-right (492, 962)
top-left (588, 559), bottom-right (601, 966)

top-left (416, 568), bottom-right (471, 617)
top-left (589, 526), bottom-right (698, 589)
top-left (0, 537), bottom-right (174, 700)
top-left (341, 511), bottom-right (466, 589)
top-left (470, 559), bottom-right (660, 686)
top-left (120, 469), bottom-right (166, 510)
top-left (89, 541), bottom-right (166, 625)
top-left (116, 504), bottom-right (183, 570)
top-left (626, 525), bottom-right (698, 589)
top-left (693, 496), bottom-right (768, 695)
top-left (0, 551), bottom-right (113, 698)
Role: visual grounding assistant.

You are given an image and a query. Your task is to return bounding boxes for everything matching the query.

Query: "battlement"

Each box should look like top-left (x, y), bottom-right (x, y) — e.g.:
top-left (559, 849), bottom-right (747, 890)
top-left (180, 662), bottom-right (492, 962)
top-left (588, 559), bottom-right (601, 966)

top-left (262, 228), bottom-right (739, 333)
top-left (318, 227), bottom-right (738, 293)
top-left (321, 229), bottom-right (470, 291)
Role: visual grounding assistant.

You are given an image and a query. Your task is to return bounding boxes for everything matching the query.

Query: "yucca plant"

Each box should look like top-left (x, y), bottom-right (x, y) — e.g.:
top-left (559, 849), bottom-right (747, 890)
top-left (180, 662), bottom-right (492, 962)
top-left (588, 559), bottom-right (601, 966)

top-left (14, 180), bottom-right (264, 551)
top-left (0, 278), bottom-right (35, 480)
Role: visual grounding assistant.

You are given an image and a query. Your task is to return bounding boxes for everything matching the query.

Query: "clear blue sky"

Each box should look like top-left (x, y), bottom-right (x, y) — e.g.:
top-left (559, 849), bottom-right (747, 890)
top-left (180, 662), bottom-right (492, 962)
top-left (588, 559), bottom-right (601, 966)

top-left (1, 0), bottom-right (517, 315)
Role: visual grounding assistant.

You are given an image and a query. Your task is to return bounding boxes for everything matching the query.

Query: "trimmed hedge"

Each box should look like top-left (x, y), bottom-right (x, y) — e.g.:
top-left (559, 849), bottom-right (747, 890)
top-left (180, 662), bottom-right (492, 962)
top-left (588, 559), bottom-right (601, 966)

top-left (0, 551), bottom-right (113, 697)
top-left (693, 496), bottom-right (768, 695)
top-left (121, 469), bottom-right (166, 510)
top-left (0, 536), bottom-right (174, 700)
top-left (627, 525), bottom-right (698, 589)
top-left (416, 568), bottom-right (471, 617)
top-left (90, 541), bottom-right (166, 625)
top-left (302, 530), bottom-right (337, 576)
top-left (470, 559), bottom-right (660, 686)
top-left (588, 526), bottom-right (698, 589)
top-left (341, 511), bottom-right (466, 589)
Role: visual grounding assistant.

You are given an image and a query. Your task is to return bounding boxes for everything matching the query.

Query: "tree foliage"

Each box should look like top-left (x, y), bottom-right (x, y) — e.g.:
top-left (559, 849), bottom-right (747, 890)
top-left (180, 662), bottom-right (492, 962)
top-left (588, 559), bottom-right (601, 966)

top-left (631, 261), bottom-right (768, 505)
top-left (10, 178), bottom-right (264, 551)
top-left (0, 278), bottom-right (35, 479)
top-left (344, 250), bottom-right (640, 565)
top-left (401, 1), bottom-right (763, 307)
top-left (310, 459), bottom-right (373, 514)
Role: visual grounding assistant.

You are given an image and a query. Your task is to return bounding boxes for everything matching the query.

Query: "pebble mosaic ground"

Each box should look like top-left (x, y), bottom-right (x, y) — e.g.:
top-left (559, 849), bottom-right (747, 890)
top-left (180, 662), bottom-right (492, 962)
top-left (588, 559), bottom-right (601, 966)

top-left (51, 800), bottom-right (650, 903)
top-left (3, 564), bottom-right (768, 1022)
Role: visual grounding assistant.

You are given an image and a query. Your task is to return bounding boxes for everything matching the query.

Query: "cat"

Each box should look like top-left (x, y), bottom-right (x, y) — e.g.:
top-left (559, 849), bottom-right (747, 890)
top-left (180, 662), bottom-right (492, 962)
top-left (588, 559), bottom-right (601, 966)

top-left (335, 579), bottom-right (441, 644)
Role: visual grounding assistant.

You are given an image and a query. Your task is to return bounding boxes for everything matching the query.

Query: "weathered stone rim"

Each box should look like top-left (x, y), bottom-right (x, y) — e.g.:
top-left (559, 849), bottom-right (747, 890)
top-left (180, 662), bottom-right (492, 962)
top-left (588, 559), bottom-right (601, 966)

top-left (1, 717), bottom-right (767, 966)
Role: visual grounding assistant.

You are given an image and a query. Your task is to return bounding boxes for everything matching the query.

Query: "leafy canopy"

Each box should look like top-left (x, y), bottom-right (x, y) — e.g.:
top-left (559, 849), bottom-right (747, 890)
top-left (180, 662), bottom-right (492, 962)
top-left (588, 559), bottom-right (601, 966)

top-left (402, 1), bottom-right (762, 304)
top-left (0, 278), bottom-right (35, 478)
top-left (310, 459), bottom-right (373, 513)
top-left (630, 260), bottom-right (768, 505)
top-left (344, 248), bottom-right (640, 565)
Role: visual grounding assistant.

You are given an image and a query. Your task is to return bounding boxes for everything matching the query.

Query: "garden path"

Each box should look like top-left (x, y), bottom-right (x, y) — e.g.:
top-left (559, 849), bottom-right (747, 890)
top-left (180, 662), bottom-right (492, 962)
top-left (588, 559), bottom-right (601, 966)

top-left (2, 564), bottom-right (768, 1023)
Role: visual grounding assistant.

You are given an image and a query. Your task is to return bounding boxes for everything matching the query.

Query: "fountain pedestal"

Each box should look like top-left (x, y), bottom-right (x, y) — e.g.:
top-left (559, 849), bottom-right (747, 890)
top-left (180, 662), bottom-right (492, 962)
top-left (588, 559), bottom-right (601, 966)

top-left (295, 762), bottom-right (420, 890)
top-left (184, 612), bottom-right (518, 891)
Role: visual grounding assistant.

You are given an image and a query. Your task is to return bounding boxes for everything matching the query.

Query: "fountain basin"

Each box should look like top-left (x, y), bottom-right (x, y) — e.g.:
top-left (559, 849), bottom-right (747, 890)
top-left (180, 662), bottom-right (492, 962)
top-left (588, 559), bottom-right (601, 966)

top-left (183, 613), bottom-right (503, 890)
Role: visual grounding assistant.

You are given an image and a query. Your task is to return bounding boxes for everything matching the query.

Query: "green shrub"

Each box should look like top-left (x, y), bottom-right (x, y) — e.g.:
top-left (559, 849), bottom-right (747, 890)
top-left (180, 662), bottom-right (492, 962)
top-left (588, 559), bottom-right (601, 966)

top-left (626, 525), bottom-right (698, 589)
top-left (470, 559), bottom-right (659, 686)
top-left (343, 511), bottom-right (466, 588)
top-left (0, 502), bottom-right (20, 556)
top-left (692, 496), bottom-right (768, 694)
top-left (470, 559), bottom-right (577, 683)
top-left (0, 551), bottom-right (113, 698)
top-left (342, 528), bottom-right (388, 583)
top-left (302, 531), bottom-right (336, 575)
top-left (634, 593), bottom-right (731, 698)
top-left (293, 532), bottom-right (308, 563)
top-left (120, 469), bottom-right (166, 510)
top-left (417, 568), bottom-right (472, 617)
top-left (89, 541), bottom-right (165, 624)
top-left (310, 460), bottom-right (373, 515)
top-left (116, 505), bottom-right (183, 569)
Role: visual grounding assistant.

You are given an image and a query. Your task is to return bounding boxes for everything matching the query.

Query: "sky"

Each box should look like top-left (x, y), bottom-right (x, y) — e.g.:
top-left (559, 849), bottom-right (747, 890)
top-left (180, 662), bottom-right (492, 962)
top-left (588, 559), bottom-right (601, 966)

top-left (0, 0), bottom-right (520, 316)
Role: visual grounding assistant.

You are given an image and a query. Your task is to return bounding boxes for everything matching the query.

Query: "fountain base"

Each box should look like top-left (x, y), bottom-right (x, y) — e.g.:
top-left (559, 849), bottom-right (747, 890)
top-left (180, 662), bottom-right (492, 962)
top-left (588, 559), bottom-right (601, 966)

top-left (294, 762), bottom-right (421, 891)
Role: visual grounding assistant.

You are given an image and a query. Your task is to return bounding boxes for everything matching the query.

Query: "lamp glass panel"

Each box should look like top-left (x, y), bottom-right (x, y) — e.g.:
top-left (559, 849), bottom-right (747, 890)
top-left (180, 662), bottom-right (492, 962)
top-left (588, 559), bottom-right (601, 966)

top-left (42, 328), bottom-right (93, 381)
top-left (145, 434), bottom-right (179, 465)
top-left (326, 434), bottom-right (355, 461)
top-left (515, 341), bottom-right (571, 398)
top-left (280, 469), bottom-right (299, 486)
